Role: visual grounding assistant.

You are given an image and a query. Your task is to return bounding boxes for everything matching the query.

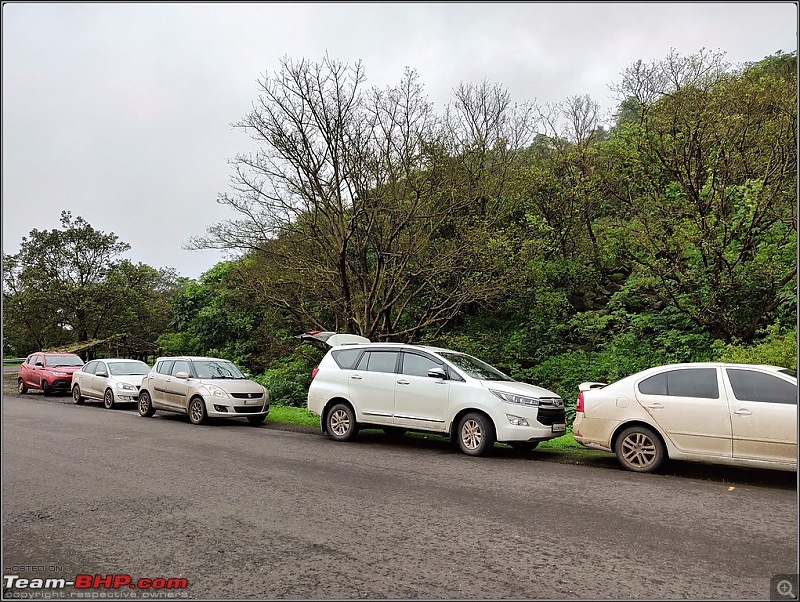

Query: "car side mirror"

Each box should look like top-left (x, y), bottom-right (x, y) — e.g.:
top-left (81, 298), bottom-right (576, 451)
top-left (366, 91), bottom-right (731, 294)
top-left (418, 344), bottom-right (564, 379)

top-left (175, 371), bottom-right (190, 379)
top-left (427, 368), bottom-right (448, 380)
top-left (35, 362), bottom-right (43, 367)
top-left (96, 371), bottom-right (108, 378)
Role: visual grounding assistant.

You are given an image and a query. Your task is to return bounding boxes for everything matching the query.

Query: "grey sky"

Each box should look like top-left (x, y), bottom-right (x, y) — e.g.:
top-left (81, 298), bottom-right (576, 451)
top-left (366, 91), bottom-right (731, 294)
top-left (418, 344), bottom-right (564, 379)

top-left (2, 2), bottom-right (796, 279)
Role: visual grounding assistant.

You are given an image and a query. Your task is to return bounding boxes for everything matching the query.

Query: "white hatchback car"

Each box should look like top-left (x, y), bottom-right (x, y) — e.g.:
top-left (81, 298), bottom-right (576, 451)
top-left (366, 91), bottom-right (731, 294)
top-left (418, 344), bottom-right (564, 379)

top-left (307, 341), bottom-right (565, 456)
top-left (71, 358), bottom-right (150, 409)
top-left (573, 362), bottom-right (797, 473)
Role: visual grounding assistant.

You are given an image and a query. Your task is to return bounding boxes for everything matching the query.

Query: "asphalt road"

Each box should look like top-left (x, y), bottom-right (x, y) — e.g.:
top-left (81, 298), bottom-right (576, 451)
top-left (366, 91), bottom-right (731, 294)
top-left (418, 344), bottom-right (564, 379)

top-left (2, 391), bottom-right (797, 600)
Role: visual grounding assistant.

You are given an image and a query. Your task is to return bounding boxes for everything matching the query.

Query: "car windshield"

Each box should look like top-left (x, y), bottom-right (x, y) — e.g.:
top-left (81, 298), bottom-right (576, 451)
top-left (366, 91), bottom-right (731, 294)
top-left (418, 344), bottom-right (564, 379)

top-left (48, 355), bottom-right (83, 367)
top-left (192, 360), bottom-right (245, 380)
top-left (438, 352), bottom-right (513, 381)
top-left (108, 361), bottom-right (150, 376)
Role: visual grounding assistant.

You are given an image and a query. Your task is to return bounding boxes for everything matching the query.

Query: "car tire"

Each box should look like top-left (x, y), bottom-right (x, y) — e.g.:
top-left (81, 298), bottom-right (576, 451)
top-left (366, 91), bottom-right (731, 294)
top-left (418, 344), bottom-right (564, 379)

top-left (509, 441), bottom-right (539, 454)
top-left (456, 412), bottom-right (496, 456)
top-left (188, 397), bottom-right (207, 425)
top-left (247, 415), bottom-right (265, 425)
top-left (615, 425), bottom-right (666, 473)
top-left (382, 426), bottom-right (407, 439)
top-left (42, 381), bottom-right (51, 396)
top-left (326, 402), bottom-right (359, 442)
top-left (17, 379), bottom-right (28, 394)
top-left (138, 391), bottom-right (156, 417)
top-left (103, 389), bottom-right (115, 410)
top-left (72, 385), bottom-right (85, 405)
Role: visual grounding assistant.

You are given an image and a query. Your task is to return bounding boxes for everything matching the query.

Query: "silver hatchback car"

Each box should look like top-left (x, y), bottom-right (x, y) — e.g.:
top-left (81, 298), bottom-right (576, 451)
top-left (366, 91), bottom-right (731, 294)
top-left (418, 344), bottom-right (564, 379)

top-left (138, 356), bottom-right (269, 425)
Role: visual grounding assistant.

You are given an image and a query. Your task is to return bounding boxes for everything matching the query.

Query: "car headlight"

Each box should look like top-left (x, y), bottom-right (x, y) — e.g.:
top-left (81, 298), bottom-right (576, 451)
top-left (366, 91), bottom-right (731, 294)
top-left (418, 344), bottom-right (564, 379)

top-left (202, 384), bottom-right (229, 399)
top-left (116, 382), bottom-right (136, 391)
top-left (490, 389), bottom-right (540, 406)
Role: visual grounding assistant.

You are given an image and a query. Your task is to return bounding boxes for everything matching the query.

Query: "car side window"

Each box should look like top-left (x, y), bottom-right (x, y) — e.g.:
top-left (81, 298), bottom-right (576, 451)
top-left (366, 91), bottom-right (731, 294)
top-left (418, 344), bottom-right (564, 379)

top-left (356, 351), bottom-right (399, 373)
top-left (171, 360), bottom-right (191, 376)
top-left (639, 368), bottom-right (719, 399)
top-left (83, 361), bottom-right (98, 375)
top-left (726, 369), bottom-right (797, 405)
top-left (331, 348), bottom-right (363, 369)
top-left (401, 352), bottom-right (441, 377)
top-left (33, 355), bottom-right (43, 366)
top-left (156, 360), bottom-right (174, 375)
top-left (95, 361), bottom-right (108, 376)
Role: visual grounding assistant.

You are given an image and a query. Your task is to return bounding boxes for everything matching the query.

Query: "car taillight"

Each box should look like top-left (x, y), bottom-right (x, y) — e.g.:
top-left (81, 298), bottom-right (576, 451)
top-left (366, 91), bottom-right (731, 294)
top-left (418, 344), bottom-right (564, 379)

top-left (576, 391), bottom-right (584, 413)
top-left (311, 368), bottom-right (319, 379)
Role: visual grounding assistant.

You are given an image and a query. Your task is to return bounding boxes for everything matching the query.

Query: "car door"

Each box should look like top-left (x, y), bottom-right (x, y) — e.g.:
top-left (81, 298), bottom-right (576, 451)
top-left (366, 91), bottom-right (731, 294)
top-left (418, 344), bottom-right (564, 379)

top-left (30, 354), bottom-right (45, 388)
top-left (145, 360), bottom-right (174, 408)
top-left (88, 360), bottom-right (108, 399)
top-left (348, 350), bottom-right (399, 425)
top-left (78, 361), bottom-right (99, 399)
top-left (634, 367), bottom-right (732, 457)
top-left (169, 359), bottom-right (193, 411)
top-left (723, 368), bottom-right (797, 464)
top-left (393, 351), bottom-right (450, 432)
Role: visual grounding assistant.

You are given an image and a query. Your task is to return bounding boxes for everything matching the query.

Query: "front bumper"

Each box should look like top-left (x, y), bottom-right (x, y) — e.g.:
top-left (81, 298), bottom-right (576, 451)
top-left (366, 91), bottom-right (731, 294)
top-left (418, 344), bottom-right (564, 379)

top-left (206, 401), bottom-right (270, 419)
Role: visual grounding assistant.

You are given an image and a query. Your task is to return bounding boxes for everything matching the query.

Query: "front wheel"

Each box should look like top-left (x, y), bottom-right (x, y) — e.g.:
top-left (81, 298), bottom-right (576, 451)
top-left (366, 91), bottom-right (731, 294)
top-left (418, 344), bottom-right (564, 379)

top-left (456, 412), bottom-right (496, 456)
top-left (72, 385), bottom-right (85, 405)
top-left (18, 379), bottom-right (28, 394)
top-left (42, 381), bottom-right (51, 396)
top-left (188, 397), bottom-right (207, 425)
top-left (326, 403), bottom-right (359, 442)
top-left (138, 390), bottom-right (156, 417)
top-left (103, 389), bottom-right (116, 409)
top-left (615, 425), bottom-right (666, 473)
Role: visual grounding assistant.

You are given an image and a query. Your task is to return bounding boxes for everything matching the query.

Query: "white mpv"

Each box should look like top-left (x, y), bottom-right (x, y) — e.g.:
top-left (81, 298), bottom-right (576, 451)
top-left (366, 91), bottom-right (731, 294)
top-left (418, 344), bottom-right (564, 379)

top-left (307, 340), bottom-right (565, 456)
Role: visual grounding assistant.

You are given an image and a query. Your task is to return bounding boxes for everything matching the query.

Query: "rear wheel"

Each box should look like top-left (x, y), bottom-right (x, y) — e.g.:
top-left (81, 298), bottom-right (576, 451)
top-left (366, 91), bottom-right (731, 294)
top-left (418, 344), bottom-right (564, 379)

top-left (615, 425), bottom-right (665, 473)
top-left (326, 403), bottom-right (359, 442)
top-left (456, 412), bottom-right (495, 456)
top-left (17, 379), bottom-right (28, 394)
top-left (103, 389), bottom-right (115, 409)
top-left (138, 391), bottom-right (156, 417)
top-left (72, 385), bottom-right (85, 405)
top-left (188, 397), bottom-right (207, 425)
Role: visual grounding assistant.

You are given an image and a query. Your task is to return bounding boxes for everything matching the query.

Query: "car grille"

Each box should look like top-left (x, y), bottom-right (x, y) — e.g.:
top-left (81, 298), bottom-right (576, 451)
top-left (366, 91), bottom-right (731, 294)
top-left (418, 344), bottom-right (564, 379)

top-left (230, 392), bottom-right (263, 399)
top-left (233, 406), bottom-right (263, 414)
top-left (536, 407), bottom-right (566, 426)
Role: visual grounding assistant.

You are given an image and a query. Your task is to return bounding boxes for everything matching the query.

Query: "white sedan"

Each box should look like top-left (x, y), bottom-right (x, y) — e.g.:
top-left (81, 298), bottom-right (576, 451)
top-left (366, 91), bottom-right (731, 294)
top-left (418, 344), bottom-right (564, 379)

top-left (71, 359), bottom-right (151, 409)
top-left (573, 362), bottom-right (797, 473)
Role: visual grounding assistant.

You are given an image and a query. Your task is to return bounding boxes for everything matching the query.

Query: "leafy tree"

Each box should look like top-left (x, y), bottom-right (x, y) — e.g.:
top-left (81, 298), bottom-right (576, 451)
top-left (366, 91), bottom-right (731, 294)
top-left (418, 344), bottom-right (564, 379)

top-left (2, 211), bottom-right (176, 355)
top-left (188, 56), bottom-right (539, 341)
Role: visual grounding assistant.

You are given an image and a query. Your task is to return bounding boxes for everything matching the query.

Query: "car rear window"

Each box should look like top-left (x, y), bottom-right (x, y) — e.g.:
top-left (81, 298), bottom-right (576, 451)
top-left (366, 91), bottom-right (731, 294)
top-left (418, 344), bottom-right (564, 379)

top-left (726, 369), bottom-right (797, 405)
top-left (331, 348), bottom-right (363, 369)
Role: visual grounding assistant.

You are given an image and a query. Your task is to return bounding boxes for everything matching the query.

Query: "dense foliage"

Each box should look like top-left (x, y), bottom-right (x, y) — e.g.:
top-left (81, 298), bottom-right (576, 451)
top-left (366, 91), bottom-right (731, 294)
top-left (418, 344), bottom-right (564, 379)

top-left (3, 50), bottom-right (796, 426)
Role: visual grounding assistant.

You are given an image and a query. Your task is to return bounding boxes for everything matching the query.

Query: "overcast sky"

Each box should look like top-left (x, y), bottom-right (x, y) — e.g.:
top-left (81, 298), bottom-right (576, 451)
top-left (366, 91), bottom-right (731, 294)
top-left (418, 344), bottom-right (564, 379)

top-left (2, 2), bottom-right (796, 280)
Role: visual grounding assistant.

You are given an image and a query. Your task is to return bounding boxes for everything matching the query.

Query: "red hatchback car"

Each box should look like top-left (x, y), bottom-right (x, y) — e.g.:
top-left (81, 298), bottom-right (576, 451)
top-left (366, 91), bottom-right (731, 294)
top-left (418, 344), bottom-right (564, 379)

top-left (18, 352), bottom-right (84, 396)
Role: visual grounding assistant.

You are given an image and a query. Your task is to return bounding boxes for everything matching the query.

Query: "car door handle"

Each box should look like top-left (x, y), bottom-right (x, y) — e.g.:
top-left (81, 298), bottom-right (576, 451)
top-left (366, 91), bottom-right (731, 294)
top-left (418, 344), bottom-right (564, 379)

top-left (350, 375), bottom-right (362, 380)
top-left (396, 379), bottom-right (410, 385)
top-left (645, 403), bottom-right (664, 409)
top-left (733, 409), bottom-right (752, 416)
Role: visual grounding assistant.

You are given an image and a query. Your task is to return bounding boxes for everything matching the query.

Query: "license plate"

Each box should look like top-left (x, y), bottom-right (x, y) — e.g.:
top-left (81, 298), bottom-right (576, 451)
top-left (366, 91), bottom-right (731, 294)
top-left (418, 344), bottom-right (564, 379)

top-left (552, 423), bottom-right (566, 433)
top-left (245, 399), bottom-right (261, 405)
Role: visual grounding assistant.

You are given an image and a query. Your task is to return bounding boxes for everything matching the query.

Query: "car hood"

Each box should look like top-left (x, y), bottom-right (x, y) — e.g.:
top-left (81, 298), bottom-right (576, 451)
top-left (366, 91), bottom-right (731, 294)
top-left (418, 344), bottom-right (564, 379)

top-left (50, 366), bottom-right (82, 374)
top-left (196, 379), bottom-right (265, 395)
top-left (114, 375), bottom-right (148, 387)
top-left (479, 380), bottom-right (560, 399)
